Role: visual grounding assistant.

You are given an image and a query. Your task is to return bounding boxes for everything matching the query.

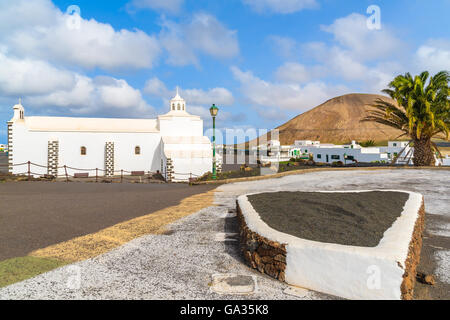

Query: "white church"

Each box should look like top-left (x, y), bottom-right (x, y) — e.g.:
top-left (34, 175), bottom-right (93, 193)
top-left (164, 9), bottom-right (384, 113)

top-left (7, 90), bottom-right (213, 181)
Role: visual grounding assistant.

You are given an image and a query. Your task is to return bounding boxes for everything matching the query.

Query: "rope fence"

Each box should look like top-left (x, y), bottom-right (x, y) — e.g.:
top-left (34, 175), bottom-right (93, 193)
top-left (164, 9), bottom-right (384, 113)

top-left (8, 161), bottom-right (202, 183)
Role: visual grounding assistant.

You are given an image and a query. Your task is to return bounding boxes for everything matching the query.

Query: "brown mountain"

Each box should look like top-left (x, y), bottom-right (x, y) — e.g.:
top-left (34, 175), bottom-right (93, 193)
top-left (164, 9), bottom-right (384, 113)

top-left (271, 93), bottom-right (404, 145)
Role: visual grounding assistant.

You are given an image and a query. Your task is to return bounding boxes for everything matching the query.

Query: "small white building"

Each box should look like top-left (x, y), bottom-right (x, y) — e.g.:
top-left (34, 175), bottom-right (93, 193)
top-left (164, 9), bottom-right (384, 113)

top-left (442, 155), bottom-right (450, 166)
top-left (7, 91), bottom-right (212, 181)
top-left (293, 140), bottom-right (320, 147)
top-left (289, 140), bottom-right (414, 164)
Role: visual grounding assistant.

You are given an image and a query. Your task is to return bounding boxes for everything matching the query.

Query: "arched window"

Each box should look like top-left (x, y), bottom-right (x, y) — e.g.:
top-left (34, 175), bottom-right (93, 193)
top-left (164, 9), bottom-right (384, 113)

top-left (172, 103), bottom-right (175, 110)
top-left (177, 103), bottom-right (181, 110)
top-left (81, 146), bottom-right (87, 155)
top-left (135, 146), bottom-right (141, 155)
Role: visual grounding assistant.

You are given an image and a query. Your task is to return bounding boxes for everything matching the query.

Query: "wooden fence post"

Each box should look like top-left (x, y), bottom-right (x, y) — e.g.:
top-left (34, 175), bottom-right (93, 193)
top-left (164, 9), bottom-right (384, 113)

top-left (27, 161), bottom-right (31, 181)
top-left (121, 170), bottom-right (123, 183)
top-left (96, 168), bottom-right (98, 183)
top-left (64, 165), bottom-right (68, 182)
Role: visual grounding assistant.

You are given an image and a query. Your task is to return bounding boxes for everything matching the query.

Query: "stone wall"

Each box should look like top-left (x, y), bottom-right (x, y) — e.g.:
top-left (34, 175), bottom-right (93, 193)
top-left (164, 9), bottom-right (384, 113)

top-left (237, 200), bottom-right (287, 282)
top-left (47, 140), bottom-right (59, 177)
top-left (7, 122), bottom-right (13, 173)
top-left (104, 142), bottom-right (114, 177)
top-left (401, 200), bottom-right (425, 300)
top-left (166, 158), bottom-right (174, 182)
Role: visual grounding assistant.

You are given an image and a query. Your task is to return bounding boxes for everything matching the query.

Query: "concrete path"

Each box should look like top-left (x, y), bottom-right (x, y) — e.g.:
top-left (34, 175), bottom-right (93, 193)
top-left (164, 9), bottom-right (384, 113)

top-left (0, 169), bottom-right (448, 300)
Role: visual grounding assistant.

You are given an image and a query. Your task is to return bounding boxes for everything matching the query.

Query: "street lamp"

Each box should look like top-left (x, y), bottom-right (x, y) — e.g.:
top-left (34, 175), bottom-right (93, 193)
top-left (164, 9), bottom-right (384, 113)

top-left (210, 104), bottom-right (219, 179)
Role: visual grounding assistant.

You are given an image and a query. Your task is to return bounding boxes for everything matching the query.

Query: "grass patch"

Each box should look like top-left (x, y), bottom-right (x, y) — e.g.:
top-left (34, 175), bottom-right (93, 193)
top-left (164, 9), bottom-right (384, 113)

top-left (0, 256), bottom-right (68, 288)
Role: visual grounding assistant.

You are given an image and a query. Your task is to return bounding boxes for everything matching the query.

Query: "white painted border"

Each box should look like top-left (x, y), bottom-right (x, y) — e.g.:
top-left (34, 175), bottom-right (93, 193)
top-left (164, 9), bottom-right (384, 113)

top-left (238, 190), bottom-right (423, 300)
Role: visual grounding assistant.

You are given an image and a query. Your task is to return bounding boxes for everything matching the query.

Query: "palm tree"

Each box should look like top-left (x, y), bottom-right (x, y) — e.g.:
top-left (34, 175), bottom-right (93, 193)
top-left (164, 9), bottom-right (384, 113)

top-left (362, 71), bottom-right (450, 166)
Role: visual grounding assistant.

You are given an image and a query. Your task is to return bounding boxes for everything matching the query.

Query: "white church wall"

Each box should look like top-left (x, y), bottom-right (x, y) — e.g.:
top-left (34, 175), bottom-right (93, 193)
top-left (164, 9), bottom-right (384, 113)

top-left (113, 133), bottom-right (162, 174)
top-left (171, 157), bottom-right (212, 181)
top-left (11, 125), bottom-right (163, 177)
top-left (56, 132), bottom-right (162, 176)
top-left (58, 132), bottom-right (106, 176)
top-left (159, 117), bottom-right (203, 137)
top-left (10, 123), bottom-right (48, 175)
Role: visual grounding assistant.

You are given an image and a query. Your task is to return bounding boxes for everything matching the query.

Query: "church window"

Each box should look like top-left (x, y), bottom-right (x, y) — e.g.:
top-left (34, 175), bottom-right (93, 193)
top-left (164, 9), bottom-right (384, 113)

top-left (81, 146), bottom-right (87, 155)
top-left (177, 103), bottom-right (181, 110)
top-left (172, 103), bottom-right (175, 110)
top-left (135, 146), bottom-right (141, 155)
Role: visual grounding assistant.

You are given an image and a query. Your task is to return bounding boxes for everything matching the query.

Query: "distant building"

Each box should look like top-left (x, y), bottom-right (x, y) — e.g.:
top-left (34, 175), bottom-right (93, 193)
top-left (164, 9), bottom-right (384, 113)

top-left (442, 155), bottom-right (450, 166)
top-left (0, 144), bottom-right (7, 153)
top-left (7, 91), bottom-right (212, 181)
top-left (288, 140), bottom-right (413, 164)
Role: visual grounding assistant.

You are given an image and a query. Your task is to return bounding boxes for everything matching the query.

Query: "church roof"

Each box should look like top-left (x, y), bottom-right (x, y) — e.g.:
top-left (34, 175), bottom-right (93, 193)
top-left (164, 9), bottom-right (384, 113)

top-left (170, 87), bottom-right (185, 102)
top-left (22, 116), bottom-right (159, 133)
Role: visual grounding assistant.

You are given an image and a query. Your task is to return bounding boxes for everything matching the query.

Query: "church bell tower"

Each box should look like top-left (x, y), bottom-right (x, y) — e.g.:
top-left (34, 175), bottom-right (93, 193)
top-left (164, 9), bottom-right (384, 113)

top-left (170, 87), bottom-right (186, 112)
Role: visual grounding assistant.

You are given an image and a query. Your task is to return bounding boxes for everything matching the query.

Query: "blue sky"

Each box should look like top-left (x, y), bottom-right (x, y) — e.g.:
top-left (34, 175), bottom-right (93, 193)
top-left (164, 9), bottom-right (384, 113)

top-left (1, 0), bottom-right (449, 143)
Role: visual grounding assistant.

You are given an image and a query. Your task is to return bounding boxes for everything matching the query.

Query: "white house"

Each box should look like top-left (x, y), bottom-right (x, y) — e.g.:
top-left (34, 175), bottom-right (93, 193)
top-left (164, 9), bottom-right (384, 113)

top-left (288, 140), bottom-right (414, 164)
top-left (7, 91), bottom-right (213, 181)
top-left (442, 155), bottom-right (450, 166)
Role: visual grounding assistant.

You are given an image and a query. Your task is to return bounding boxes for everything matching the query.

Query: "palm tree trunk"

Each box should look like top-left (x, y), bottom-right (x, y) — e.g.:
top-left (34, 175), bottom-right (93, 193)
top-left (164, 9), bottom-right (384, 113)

top-left (413, 138), bottom-right (435, 166)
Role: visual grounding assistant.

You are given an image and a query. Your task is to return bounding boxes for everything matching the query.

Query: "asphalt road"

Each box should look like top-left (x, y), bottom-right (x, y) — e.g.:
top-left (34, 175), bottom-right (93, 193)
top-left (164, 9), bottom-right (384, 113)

top-left (0, 182), bottom-right (216, 261)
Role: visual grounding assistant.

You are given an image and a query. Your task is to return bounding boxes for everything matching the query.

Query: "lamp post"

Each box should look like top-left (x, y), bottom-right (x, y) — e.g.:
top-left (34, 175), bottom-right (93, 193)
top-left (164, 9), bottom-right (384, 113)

top-left (209, 104), bottom-right (219, 179)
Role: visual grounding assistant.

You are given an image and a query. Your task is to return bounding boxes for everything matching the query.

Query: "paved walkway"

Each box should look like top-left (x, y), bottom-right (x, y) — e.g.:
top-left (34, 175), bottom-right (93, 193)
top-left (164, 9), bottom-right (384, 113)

top-left (0, 169), bottom-right (448, 299)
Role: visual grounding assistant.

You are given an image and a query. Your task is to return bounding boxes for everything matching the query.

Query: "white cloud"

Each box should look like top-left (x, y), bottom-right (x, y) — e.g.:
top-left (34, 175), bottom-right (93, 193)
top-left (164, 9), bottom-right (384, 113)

top-left (159, 13), bottom-right (239, 66)
top-left (0, 0), bottom-right (161, 71)
top-left (268, 35), bottom-right (299, 59)
top-left (128, 0), bottom-right (184, 14)
top-left (275, 62), bottom-right (325, 84)
top-left (0, 52), bottom-right (154, 117)
top-left (29, 75), bottom-right (154, 117)
top-left (231, 66), bottom-right (348, 113)
top-left (243, 0), bottom-right (318, 14)
top-left (186, 14), bottom-right (239, 59)
top-left (143, 77), bottom-right (172, 97)
top-left (320, 13), bottom-right (401, 61)
top-left (182, 88), bottom-right (234, 106)
top-left (281, 13), bottom-right (408, 93)
top-left (144, 77), bottom-right (234, 106)
top-left (415, 39), bottom-right (450, 74)
top-left (0, 52), bottom-right (76, 96)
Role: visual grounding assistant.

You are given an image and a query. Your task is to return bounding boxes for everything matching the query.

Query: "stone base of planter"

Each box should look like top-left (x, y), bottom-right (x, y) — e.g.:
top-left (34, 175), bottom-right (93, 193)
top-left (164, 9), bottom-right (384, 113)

top-left (401, 201), bottom-right (425, 300)
top-left (237, 201), bottom-right (287, 282)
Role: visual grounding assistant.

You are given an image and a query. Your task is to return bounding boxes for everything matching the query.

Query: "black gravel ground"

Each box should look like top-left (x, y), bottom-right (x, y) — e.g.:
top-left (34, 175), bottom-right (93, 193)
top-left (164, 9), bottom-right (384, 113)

top-left (0, 181), bottom-right (216, 261)
top-left (248, 191), bottom-right (409, 247)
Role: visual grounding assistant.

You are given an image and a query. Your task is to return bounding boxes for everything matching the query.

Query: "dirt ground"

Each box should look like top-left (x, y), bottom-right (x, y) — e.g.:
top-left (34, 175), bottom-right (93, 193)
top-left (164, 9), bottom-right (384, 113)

top-left (0, 181), bottom-right (216, 262)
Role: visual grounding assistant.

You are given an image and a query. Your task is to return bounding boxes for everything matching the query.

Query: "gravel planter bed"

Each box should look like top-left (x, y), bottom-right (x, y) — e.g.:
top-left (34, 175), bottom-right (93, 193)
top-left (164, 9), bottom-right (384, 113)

top-left (247, 191), bottom-right (409, 247)
top-left (237, 190), bottom-right (425, 300)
